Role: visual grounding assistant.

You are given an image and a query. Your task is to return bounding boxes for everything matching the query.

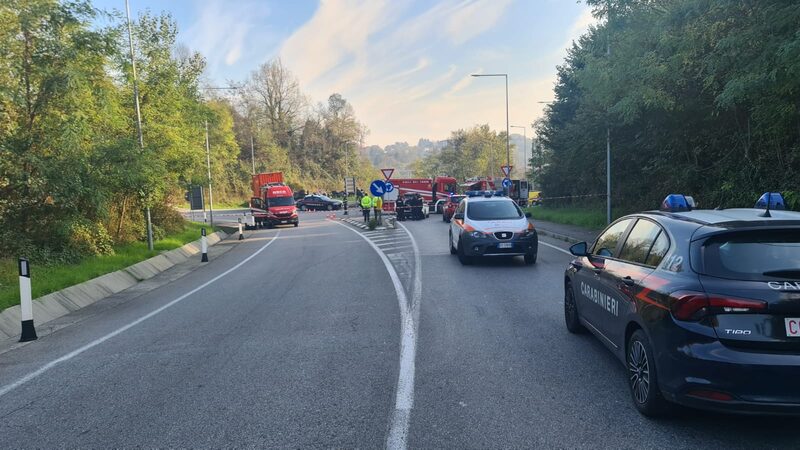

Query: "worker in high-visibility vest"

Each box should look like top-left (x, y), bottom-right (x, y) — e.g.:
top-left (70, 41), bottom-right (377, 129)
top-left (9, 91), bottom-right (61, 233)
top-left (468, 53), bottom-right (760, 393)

top-left (373, 196), bottom-right (383, 223)
top-left (360, 194), bottom-right (372, 222)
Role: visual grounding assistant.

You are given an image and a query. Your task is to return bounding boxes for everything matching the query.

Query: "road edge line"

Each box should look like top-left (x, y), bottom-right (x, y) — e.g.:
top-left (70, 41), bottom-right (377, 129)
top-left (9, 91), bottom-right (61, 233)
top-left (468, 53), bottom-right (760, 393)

top-left (0, 231), bottom-right (281, 399)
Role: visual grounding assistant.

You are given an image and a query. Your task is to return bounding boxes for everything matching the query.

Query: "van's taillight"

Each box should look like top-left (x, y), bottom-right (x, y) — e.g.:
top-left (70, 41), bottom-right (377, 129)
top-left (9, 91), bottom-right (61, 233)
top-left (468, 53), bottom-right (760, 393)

top-left (670, 291), bottom-right (766, 321)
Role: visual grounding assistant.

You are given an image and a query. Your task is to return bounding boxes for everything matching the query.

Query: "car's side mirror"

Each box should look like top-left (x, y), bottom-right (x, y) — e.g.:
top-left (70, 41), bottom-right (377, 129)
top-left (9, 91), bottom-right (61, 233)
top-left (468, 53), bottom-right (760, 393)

top-left (453, 213), bottom-right (464, 220)
top-left (525, 212), bottom-right (532, 218)
top-left (569, 242), bottom-right (588, 256)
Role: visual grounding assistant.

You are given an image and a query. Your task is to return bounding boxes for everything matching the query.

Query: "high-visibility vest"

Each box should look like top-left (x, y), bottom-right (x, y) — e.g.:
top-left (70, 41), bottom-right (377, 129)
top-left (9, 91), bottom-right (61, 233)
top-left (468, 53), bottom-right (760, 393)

top-left (374, 197), bottom-right (383, 209)
top-left (361, 196), bottom-right (372, 208)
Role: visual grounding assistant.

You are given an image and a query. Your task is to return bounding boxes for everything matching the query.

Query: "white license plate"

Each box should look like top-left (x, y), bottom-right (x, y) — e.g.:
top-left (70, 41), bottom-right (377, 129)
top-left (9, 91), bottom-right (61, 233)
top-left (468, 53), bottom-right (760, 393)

top-left (497, 243), bottom-right (513, 249)
top-left (785, 318), bottom-right (800, 337)
top-left (281, 220), bottom-right (288, 224)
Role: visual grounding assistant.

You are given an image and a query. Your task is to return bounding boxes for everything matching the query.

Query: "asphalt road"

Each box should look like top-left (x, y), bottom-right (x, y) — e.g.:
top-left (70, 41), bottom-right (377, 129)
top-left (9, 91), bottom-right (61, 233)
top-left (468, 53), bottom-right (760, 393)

top-left (0, 210), bottom-right (798, 448)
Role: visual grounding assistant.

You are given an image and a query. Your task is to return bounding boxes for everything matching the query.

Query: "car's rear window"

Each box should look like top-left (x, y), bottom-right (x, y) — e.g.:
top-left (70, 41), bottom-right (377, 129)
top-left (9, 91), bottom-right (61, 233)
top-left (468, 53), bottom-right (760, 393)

top-left (699, 230), bottom-right (800, 280)
top-left (466, 201), bottom-right (522, 221)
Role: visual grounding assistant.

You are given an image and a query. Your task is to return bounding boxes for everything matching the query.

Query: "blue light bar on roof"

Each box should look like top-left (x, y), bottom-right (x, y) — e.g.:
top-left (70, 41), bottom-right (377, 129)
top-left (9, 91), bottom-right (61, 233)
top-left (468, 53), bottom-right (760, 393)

top-left (755, 192), bottom-right (785, 210)
top-left (661, 194), bottom-right (692, 212)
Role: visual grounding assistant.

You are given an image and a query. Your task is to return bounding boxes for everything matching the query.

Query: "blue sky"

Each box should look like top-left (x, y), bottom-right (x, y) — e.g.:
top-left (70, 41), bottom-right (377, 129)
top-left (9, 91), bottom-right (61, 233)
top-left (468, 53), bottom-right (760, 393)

top-left (95, 0), bottom-right (595, 146)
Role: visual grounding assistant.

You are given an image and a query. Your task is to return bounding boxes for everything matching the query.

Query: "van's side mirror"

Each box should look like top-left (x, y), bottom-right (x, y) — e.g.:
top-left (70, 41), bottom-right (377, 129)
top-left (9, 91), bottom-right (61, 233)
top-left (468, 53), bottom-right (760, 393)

top-left (453, 213), bottom-right (464, 220)
top-left (525, 212), bottom-right (532, 218)
top-left (569, 242), bottom-right (588, 257)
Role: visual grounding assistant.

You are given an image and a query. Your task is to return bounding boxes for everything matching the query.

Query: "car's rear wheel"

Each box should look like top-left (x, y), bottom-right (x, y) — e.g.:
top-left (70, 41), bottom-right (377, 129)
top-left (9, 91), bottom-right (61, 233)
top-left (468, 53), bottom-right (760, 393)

top-left (298, 204), bottom-right (306, 211)
top-left (564, 283), bottom-right (585, 333)
top-left (449, 231), bottom-right (457, 255)
top-left (627, 329), bottom-right (671, 417)
top-left (457, 240), bottom-right (472, 265)
top-left (327, 204), bottom-right (333, 211)
top-left (294, 222), bottom-right (299, 227)
top-left (524, 251), bottom-right (537, 265)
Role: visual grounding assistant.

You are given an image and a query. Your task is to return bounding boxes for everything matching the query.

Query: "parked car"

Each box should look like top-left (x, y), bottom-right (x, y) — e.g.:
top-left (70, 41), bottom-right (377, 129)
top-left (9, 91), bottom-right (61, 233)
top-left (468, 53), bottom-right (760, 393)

top-left (295, 194), bottom-right (343, 211)
top-left (564, 193), bottom-right (800, 416)
top-left (442, 194), bottom-right (466, 223)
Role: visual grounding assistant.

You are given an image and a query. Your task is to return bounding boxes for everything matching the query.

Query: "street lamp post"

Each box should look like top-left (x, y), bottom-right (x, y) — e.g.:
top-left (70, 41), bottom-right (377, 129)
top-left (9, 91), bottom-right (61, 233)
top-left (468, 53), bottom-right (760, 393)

top-left (471, 74), bottom-right (509, 186)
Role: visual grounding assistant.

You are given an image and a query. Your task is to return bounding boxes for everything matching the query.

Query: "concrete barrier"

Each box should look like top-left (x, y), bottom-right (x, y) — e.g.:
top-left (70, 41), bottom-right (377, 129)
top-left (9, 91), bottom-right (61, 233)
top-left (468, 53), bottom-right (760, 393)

top-left (0, 231), bottom-right (229, 340)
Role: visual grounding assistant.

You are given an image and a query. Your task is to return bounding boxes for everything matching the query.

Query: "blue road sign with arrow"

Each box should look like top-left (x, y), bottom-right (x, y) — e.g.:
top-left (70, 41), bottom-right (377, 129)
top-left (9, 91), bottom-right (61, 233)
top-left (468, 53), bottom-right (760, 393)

top-left (384, 181), bottom-right (394, 193)
top-left (502, 178), bottom-right (512, 189)
top-left (370, 179), bottom-right (387, 196)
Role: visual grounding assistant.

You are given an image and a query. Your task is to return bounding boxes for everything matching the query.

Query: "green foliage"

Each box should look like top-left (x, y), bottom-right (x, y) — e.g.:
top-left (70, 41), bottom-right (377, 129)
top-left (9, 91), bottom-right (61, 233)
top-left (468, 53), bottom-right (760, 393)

top-left (412, 125), bottom-right (513, 179)
top-left (0, 221), bottom-right (219, 311)
top-left (538, 1), bottom-right (800, 211)
top-left (67, 219), bottom-right (114, 256)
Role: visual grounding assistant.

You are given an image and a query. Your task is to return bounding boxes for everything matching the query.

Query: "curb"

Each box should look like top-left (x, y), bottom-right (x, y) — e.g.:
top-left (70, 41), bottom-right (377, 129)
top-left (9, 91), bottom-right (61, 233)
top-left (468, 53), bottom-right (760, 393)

top-left (535, 227), bottom-right (582, 244)
top-left (0, 230), bottom-right (229, 340)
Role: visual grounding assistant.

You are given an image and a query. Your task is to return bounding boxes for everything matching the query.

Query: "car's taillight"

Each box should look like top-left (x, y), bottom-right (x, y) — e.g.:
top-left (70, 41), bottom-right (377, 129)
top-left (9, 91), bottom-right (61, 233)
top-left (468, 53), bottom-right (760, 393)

top-left (670, 291), bottom-right (767, 321)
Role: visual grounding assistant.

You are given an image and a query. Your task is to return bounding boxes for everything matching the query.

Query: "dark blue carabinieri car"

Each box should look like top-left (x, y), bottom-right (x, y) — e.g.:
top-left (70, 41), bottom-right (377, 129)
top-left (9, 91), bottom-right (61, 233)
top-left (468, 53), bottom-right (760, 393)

top-left (564, 193), bottom-right (800, 416)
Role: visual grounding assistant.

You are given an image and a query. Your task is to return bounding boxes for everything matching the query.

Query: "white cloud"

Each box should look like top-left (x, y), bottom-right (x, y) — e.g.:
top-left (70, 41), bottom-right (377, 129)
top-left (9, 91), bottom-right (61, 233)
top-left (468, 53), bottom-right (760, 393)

top-left (184, 1), bottom-right (270, 70)
top-left (271, 0), bottom-right (592, 146)
top-left (445, 0), bottom-right (515, 45)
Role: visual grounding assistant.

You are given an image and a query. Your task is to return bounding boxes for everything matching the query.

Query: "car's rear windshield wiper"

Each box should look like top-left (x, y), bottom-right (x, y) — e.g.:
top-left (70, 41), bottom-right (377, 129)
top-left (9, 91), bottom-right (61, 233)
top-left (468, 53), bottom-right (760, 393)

top-left (763, 269), bottom-right (800, 279)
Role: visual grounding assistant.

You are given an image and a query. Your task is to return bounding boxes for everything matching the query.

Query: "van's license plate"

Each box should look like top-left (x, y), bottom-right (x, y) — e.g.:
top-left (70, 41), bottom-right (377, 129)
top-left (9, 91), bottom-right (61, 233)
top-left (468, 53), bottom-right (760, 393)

top-left (498, 243), bottom-right (513, 249)
top-left (785, 318), bottom-right (800, 337)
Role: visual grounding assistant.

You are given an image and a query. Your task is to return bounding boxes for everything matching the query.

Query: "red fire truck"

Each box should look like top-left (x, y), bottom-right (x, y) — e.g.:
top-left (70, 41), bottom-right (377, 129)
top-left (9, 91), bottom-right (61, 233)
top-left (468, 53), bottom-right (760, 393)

top-left (249, 172), bottom-right (299, 228)
top-left (391, 176), bottom-right (458, 207)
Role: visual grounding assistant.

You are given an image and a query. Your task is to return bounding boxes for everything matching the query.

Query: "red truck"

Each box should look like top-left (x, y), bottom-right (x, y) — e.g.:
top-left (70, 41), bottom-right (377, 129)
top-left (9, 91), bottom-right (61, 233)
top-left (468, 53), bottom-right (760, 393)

top-left (391, 176), bottom-right (458, 206)
top-left (249, 172), bottom-right (299, 228)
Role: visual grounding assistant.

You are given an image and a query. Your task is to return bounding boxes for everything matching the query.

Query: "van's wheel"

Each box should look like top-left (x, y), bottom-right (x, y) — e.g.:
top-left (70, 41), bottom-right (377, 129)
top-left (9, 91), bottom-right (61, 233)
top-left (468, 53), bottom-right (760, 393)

top-left (449, 231), bottom-right (457, 255)
top-left (627, 329), bottom-right (671, 417)
top-left (457, 240), bottom-right (472, 265)
top-left (564, 283), bottom-right (585, 333)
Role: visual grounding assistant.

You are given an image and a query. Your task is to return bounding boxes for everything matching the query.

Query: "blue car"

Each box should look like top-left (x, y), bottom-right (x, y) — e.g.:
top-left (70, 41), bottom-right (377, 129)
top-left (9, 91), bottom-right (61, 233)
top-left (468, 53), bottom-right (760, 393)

top-left (564, 193), bottom-right (800, 416)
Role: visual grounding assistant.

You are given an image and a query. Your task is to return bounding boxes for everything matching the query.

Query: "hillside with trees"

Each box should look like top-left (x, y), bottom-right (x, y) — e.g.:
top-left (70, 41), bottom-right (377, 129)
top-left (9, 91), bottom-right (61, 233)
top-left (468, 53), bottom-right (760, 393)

top-left (0, 0), bottom-right (377, 263)
top-left (536, 0), bottom-right (800, 213)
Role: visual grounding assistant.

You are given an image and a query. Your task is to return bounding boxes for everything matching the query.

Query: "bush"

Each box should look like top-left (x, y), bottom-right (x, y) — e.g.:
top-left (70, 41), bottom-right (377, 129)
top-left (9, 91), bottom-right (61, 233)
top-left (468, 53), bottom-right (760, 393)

top-left (150, 202), bottom-right (186, 235)
top-left (67, 220), bottom-right (115, 256)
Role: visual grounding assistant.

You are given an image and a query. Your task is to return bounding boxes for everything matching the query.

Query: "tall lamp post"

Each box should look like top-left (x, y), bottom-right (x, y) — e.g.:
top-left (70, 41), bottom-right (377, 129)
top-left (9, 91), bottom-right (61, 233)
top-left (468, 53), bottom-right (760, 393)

top-left (471, 73), bottom-right (509, 185)
top-left (510, 125), bottom-right (526, 181)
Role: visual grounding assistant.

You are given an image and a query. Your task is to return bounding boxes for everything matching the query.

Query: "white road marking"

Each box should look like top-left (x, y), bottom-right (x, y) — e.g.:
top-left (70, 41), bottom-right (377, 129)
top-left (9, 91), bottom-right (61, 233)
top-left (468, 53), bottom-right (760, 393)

top-left (332, 220), bottom-right (420, 450)
top-left (0, 232), bottom-right (281, 399)
top-left (539, 240), bottom-right (573, 256)
top-left (388, 221), bottom-right (422, 450)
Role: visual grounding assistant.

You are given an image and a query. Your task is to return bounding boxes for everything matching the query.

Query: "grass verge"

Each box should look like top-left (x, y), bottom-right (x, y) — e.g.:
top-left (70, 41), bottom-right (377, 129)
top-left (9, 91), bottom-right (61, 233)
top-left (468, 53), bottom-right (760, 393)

top-left (0, 222), bottom-right (220, 312)
top-left (525, 206), bottom-right (607, 230)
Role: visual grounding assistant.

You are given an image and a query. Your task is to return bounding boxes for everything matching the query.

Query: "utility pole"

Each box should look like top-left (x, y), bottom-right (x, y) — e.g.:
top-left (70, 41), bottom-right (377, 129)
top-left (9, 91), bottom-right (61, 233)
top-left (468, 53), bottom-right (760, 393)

top-left (125, 0), bottom-right (153, 251)
top-left (205, 120), bottom-right (214, 227)
top-left (606, 0), bottom-right (612, 225)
